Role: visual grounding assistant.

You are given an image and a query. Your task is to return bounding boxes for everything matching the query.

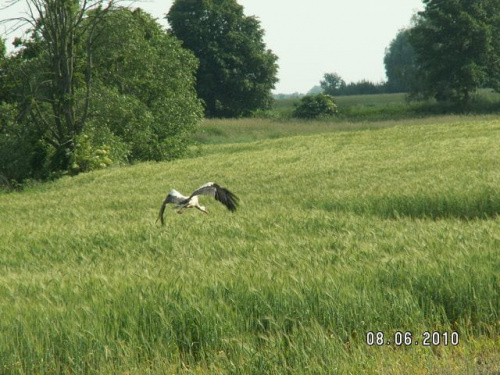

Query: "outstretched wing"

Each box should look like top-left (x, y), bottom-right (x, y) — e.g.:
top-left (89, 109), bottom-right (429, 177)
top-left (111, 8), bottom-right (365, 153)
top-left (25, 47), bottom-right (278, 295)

top-left (156, 190), bottom-right (187, 225)
top-left (190, 182), bottom-right (239, 212)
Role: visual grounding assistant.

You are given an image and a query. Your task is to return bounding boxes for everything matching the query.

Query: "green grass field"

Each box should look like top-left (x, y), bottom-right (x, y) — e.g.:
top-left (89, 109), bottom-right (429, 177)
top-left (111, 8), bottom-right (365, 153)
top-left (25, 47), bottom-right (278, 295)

top-left (1, 115), bottom-right (499, 373)
top-left (271, 89), bottom-right (500, 121)
top-left (273, 92), bottom-right (409, 111)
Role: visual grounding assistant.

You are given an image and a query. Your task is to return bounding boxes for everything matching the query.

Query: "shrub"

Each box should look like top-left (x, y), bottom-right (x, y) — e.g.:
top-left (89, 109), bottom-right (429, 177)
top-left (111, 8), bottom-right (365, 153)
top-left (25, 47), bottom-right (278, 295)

top-left (292, 94), bottom-right (338, 119)
top-left (70, 125), bottom-right (131, 174)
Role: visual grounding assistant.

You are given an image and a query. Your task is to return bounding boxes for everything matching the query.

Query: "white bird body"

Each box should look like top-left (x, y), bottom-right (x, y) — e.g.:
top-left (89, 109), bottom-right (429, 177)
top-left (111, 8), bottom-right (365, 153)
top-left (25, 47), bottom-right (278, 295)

top-left (157, 182), bottom-right (239, 225)
top-left (166, 189), bottom-right (190, 204)
top-left (165, 189), bottom-right (204, 212)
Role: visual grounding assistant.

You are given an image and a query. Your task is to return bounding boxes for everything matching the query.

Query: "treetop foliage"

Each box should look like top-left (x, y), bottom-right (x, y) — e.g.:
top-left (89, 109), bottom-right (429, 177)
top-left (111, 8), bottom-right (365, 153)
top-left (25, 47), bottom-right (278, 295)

top-left (167, 0), bottom-right (279, 118)
top-left (323, 1), bottom-right (500, 108)
top-left (320, 73), bottom-right (387, 96)
top-left (384, 29), bottom-right (416, 94)
top-left (0, 3), bottom-right (203, 183)
top-left (409, 0), bottom-right (500, 106)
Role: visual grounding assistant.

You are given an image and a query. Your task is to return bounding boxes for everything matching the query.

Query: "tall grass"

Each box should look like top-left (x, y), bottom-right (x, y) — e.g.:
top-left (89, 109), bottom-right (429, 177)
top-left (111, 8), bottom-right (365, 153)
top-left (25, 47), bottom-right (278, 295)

top-left (1, 117), bottom-right (499, 373)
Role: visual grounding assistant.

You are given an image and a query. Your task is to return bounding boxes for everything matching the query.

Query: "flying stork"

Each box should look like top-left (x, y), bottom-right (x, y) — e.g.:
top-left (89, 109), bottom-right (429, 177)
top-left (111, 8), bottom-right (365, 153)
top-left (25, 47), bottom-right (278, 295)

top-left (157, 182), bottom-right (239, 225)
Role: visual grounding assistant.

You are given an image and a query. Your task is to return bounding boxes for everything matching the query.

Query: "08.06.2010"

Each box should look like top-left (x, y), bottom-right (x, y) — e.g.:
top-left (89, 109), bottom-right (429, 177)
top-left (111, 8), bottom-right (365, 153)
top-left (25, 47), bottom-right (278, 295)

top-left (366, 331), bottom-right (459, 346)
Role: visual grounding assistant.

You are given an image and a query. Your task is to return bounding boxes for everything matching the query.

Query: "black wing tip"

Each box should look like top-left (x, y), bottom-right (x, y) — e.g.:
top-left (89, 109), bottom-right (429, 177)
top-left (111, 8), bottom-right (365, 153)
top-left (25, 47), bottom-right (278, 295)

top-left (228, 191), bottom-right (239, 212)
top-left (217, 187), bottom-right (239, 212)
top-left (190, 182), bottom-right (240, 212)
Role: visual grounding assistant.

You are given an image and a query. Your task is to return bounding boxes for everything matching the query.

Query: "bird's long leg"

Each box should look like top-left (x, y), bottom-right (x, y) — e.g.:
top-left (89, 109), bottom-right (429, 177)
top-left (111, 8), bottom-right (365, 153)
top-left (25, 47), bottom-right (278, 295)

top-left (177, 206), bottom-right (186, 214)
top-left (195, 206), bottom-right (209, 215)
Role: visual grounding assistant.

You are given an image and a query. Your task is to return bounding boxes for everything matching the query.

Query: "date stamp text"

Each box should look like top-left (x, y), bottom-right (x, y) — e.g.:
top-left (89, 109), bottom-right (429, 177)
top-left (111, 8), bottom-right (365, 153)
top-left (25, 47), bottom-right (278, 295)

top-left (366, 331), bottom-right (459, 347)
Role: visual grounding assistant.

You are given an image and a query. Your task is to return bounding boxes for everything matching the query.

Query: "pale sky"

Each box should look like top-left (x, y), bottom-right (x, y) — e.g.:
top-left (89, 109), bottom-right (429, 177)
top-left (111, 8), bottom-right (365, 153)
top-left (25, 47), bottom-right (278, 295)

top-left (1, 0), bottom-right (423, 94)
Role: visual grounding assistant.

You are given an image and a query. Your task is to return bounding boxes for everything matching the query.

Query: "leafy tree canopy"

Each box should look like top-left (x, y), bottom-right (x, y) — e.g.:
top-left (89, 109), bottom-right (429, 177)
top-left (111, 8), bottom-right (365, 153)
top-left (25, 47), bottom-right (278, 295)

top-left (320, 73), bottom-right (346, 96)
top-left (384, 29), bottom-right (416, 93)
top-left (409, 0), bottom-right (500, 107)
top-left (0, 3), bottom-right (202, 182)
top-left (87, 8), bottom-right (203, 162)
top-left (320, 72), bottom-right (386, 96)
top-left (167, 0), bottom-right (279, 118)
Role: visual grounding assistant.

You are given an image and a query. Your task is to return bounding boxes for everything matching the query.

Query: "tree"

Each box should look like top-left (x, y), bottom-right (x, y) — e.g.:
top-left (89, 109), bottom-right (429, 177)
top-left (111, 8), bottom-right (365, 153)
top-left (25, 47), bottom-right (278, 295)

top-left (85, 8), bottom-right (202, 163)
top-left (339, 80), bottom-right (386, 96)
top-left (409, 0), bottom-right (500, 107)
top-left (167, 0), bottom-right (279, 118)
top-left (320, 73), bottom-right (346, 96)
top-left (1, 0), bottom-right (117, 173)
top-left (384, 29), bottom-right (416, 93)
top-left (0, 4), bottom-right (202, 182)
top-left (320, 72), bottom-right (386, 96)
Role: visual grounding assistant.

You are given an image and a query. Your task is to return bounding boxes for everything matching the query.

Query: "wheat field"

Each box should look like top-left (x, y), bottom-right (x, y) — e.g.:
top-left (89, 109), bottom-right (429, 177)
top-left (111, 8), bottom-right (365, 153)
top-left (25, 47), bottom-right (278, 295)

top-left (0, 116), bottom-right (499, 374)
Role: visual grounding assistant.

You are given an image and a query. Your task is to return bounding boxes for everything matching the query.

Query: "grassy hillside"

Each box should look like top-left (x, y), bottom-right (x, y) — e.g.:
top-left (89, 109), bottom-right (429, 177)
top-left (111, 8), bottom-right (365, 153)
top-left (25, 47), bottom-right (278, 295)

top-left (1, 117), bottom-right (499, 373)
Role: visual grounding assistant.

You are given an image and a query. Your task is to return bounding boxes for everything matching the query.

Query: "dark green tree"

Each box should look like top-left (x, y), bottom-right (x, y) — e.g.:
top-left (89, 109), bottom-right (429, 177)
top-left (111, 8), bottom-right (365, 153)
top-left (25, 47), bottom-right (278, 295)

top-left (409, 0), bottom-right (500, 107)
top-left (319, 72), bottom-right (386, 96)
top-left (384, 29), bottom-right (416, 93)
top-left (167, 0), bottom-right (279, 117)
top-left (85, 8), bottom-right (202, 164)
top-left (320, 73), bottom-right (346, 96)
top-left (0, 4), bottom-right (202, 182)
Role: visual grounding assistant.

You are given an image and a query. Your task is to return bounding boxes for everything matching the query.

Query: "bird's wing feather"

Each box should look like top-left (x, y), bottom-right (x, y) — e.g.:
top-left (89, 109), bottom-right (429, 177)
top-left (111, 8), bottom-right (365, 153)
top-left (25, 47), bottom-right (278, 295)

top-left (190, 182), bottom-right (239, 212)
top-left (157, 200), bottom-right (168, 225)
top-left (166, 189), bottom-right (188, 204)
top-left (156, 190), bottom-right (188, 225)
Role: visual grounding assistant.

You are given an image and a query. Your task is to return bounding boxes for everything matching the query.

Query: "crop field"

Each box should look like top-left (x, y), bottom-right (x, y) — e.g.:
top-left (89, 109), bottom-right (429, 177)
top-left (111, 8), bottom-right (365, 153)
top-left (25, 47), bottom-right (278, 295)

top-left (272, 89), bottom-right (500, 121)
top-left (1, 115), bottom-right (499, 373)
top-left (273, 92), bottom-right (409, 112)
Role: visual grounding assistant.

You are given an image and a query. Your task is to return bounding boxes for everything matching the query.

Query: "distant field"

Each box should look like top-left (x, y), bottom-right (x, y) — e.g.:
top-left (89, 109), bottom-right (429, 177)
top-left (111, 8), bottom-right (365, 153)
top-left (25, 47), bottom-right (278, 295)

top-left (274, 92), bottom-right (408, 111)
top-left (1, 116), bottom-right (499, 373)
top-left (193, 113), bottom-right (500, 145)
top-left (191, 116), bottom-right (407, 145)
top-left (271, 89), bottom-right (500, 121)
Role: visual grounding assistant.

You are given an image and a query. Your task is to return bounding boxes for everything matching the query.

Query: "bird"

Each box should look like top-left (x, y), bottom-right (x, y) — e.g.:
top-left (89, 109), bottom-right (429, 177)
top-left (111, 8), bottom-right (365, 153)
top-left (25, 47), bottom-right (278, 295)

top-left (157, 182), bottom-right (239, 225)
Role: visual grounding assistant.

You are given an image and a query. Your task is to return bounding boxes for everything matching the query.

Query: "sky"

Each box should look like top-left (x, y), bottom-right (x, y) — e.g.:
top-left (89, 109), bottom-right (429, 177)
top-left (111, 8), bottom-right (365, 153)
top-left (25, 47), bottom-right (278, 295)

top-left (1, 0), bottom-right (424, 94)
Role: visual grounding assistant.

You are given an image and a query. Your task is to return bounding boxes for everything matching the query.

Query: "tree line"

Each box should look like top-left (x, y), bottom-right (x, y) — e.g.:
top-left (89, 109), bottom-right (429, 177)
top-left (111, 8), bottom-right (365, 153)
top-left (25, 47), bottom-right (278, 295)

top-left (0, 0), bottom-right (278, 184)
top-left (320, 74), bottom-right (388, 97)
top-left (322, 0), bottom-right (500, 108)
top-left (2, 0), bottom-right (499, 184)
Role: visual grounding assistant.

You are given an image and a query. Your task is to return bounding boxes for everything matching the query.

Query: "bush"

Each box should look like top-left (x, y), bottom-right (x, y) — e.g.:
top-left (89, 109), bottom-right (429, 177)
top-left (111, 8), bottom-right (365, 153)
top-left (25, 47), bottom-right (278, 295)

top-left (70, 125), bottom-right (131, 174)
top-left (292, 94), bottom-right (338, 119)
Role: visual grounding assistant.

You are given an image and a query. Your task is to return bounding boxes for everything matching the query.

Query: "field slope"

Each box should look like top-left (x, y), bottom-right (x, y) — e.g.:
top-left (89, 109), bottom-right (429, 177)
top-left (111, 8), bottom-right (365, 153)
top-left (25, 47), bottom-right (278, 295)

top-left (1, 118), bottom-right (499, 373)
